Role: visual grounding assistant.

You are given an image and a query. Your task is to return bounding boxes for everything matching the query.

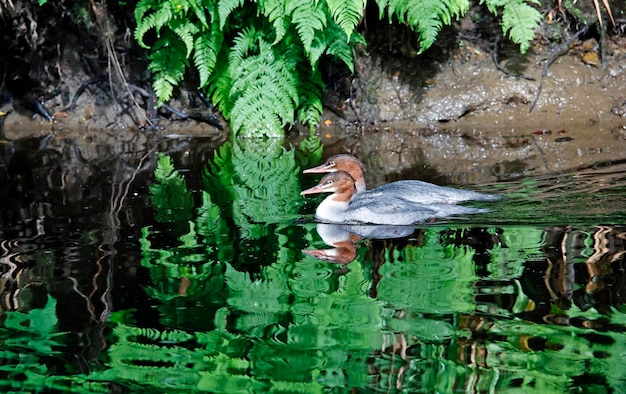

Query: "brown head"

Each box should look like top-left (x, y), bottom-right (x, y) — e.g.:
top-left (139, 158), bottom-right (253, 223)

top-left (302, 154), bottom-right (366, 193)
top-left (300, 171), bottom-right (357, 201)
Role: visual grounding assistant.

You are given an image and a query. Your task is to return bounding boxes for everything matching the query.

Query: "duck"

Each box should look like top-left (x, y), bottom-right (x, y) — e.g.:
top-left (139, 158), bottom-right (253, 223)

top-left (303, 154), bottom-right (502, 204)
top-left (300, 171), bottom-right (489, 225)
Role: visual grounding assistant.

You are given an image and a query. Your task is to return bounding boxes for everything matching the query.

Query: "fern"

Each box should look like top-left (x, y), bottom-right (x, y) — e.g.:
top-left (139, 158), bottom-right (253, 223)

top-left (147, 30), bottom-right (189, 103)
top-left (258, 0), bottom-right (289, 43)
top-left (295, 67), bottom-right (325, 128)
top-left (325, 0), bottom-right (366, 40)
top-left (285, 0), bottom-right (327, 54)
top-left (135, 0), bottom-right (175, 48)
top-left (208, 26), bottom-right (310, 136)
top-left (498, 0), bottom-right (542, 53)
top-left (376, 0), bottom-right (469, 52)
top-left (135, 0), bottom-right (541, 136)
top-left (170, 19), bottom-right (198, 57)
top-left (217, 0), bottom-right (245, 29)
top-left (193, 20), bottom-right (224, 88)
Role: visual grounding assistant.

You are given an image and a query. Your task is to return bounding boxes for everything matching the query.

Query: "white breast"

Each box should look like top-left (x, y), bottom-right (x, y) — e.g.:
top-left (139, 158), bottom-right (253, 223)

top-left (314, 198), bottom-right (349, 223)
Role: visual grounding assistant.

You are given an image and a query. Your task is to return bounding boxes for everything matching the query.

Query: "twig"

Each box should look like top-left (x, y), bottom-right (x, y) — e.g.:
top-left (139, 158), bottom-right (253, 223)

top-left (493, 51), bottom-right (536, 81)
top-left (529, 24), bottom-right (590, 113)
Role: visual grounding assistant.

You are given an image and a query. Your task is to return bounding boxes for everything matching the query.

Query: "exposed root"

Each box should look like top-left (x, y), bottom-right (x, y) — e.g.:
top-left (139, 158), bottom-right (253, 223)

top-left (89, 0), bottom-right (153, 128)
top-left (529, 24), bottom-right (590, 113)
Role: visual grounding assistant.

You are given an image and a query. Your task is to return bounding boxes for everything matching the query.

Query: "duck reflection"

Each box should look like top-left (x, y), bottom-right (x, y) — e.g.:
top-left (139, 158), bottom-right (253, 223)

top-left (303, 223), bottom-right (415, 264)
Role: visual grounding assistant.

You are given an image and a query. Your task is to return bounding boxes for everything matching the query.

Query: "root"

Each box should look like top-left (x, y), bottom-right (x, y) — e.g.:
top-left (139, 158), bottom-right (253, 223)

top-left (89, 0), bottom-right (153, 128)
top-left (529, 24), bottom-right (590, 113)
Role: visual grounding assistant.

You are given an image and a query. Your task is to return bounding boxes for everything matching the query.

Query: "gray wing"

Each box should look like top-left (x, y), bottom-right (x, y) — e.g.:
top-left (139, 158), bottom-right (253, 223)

top-left (367, 181), bottom-right (502, 204)
top-left (344, 196), bottom-right (439, 225)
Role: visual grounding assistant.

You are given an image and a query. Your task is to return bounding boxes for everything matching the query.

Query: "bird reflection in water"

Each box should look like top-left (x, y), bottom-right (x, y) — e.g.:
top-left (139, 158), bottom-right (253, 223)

top-left (302, 223), bottom-right (415, 265)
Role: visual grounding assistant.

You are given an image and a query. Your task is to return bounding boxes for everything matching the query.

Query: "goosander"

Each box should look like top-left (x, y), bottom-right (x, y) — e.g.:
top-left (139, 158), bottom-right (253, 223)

top-left (300, 171), bottom-right (489, 225)
top-left (303, 154), bottom-right (502, 204)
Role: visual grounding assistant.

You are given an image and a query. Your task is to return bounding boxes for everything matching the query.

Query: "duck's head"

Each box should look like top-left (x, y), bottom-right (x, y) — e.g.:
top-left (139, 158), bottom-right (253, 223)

top-left (303, 154), bottom-right (366, 193)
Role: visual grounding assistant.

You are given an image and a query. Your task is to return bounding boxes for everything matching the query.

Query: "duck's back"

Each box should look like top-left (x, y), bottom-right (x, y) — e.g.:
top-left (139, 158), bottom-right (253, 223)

top-left (364, 180), bottom-right (502, 204)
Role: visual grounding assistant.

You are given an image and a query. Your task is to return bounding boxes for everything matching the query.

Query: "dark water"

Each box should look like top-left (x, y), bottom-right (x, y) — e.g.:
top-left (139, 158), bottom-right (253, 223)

top-left (1, 133), bottom-right (626, 393)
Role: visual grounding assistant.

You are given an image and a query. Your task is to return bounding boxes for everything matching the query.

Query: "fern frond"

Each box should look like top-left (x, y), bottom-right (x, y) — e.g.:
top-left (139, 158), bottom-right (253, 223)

top-left (134, 0), bottom-right (158, 22)
top-left (170, 19), bottom-right (199, 57)
top-left (230, 86), bottom-right (285, 136)
top-left (324, 22), bottom-right (361, 72)
top-left (296, 67), bottom-right (324, 128)
top-left (184, 0), bottom-right (210, 28)
top-left (148, 30), bottom-right (189, 103)
top-left (231, 48), bottom-right (298, 136)
top-left (228, 27), bottom-right (262, 69)
top-left (285, 0), bottom-right (327, 53)
top-left (325, 0), bottom-right (366, 40)
top-left (258, 0), bottom-right (289, 43)
top-left (408, 1), bottom-right (450, 50)
top-left (500, 0), bottom-right (541, 53)
top-left (376, 0), bottom-right (469, 52)
top-left (449, 0), bottom-right (471, 16)
top-left (134, 0), bottom-right (174, 48)
top-left (482, 0), bottom-right (510, 14)
top-left (193, 23), bottom-right (224, 88)
top-left (218, 0), bottom-right (245, 29)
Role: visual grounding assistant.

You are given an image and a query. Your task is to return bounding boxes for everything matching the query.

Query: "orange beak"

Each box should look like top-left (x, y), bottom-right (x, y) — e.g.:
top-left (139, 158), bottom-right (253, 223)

top-left (302, 162), bottom-right (334, 174)
top-left (300, 183), bottom-right (331, 196)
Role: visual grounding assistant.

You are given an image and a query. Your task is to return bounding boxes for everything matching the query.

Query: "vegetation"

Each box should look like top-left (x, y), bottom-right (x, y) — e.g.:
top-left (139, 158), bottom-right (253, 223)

top-left (134, 0), bottom-right (543, 137)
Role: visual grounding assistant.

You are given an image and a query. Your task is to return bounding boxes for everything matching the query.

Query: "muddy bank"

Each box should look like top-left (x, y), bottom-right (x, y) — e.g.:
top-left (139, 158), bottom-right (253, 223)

top-left (2, 24), bottom-right (626, 186)
top-left (317, 35), bottom-right (626, 186)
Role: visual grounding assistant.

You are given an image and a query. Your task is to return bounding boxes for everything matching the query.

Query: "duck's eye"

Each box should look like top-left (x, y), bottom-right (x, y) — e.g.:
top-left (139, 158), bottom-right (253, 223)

top-left (325, 179), bottom-right (334, 185)
top-left (328, 161), bottom-right (335, 167)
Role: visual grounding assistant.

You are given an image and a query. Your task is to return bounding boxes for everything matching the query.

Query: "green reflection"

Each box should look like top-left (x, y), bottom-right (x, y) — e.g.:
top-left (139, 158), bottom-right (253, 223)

top-left (5, 139), bottom-right (626, 393)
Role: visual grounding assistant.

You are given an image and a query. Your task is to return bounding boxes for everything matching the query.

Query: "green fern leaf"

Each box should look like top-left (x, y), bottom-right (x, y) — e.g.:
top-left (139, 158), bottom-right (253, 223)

top-left (449, 0), bottom-right (470, 16)
top-left (218, 0), bottom-right (246, 29)
top-left (501, 0), bottom-right (541, 53)
top-left (223, 38), bottom-right (299, 136)
top-left (230, 87), bottom-right (285, 136)
top-left (258, 0), bottom-right (289, 43)
top-left (148, 30), bottom-right (189, 103)
top-left (307, 35), bottom-right (329, 68)
top-left (228, 27), bottom-right (262, 68)
top-left (186, 0), bottom-right (210, 28)
top-left (193, 23), bottom-right (224, 88)
top-left (234, 42), bottom-right (299, 105)
top-left (376, 0), bottom-right (469, 52)
top-left (325, 23), bottom-right (361, 72)
top-left (325, 0), bottom-right (366, 40)
top-left (408, 1), bottom-right (450, 50)
top-left (134, 1), bottom-right (174, 48)
top-left (206, 59), bottom-right (233, 117)
top-left (170, 19), bottom-right (199, 57)
top-left (286, 0), bottom-right (327, 53)
top-left (296, 67), bottom-right (325, 128)
top-left (482, 0), bottom-right (510, 14)
top-left (134, 0), bottom-right (157, 23)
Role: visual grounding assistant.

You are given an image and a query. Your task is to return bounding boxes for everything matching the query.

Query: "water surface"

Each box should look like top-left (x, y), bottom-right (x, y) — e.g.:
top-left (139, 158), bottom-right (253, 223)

top-left (0, 133), bottom-right (625, 393)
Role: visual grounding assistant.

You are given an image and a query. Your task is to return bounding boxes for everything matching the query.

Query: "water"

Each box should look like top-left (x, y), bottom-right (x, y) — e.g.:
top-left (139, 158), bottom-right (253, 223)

top-left (1, 133), bottom-right (626, 393)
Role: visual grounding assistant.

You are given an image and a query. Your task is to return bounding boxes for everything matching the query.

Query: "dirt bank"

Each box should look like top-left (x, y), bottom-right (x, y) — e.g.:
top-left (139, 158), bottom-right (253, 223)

top-left (317, 32), bottom-right (626, 186)
top-left (2, 15), bottom-right (625, 186)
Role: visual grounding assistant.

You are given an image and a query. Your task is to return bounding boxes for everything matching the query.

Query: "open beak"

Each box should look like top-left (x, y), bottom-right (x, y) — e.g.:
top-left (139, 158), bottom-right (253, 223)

top-left (303, 162), bottom-right (334, 174)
